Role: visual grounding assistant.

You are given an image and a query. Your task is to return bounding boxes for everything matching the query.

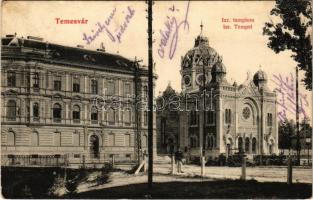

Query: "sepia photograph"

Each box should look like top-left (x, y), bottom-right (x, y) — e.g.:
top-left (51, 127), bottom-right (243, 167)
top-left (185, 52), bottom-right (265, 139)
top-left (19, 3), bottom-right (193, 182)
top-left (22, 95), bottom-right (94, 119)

top-left (1, 0), bottom-right (312, 199)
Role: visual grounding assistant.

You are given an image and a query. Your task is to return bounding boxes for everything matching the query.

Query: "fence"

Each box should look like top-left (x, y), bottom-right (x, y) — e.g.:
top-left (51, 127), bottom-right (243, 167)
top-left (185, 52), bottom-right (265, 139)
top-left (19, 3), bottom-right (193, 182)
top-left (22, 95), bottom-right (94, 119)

top-left (1, 155), bottom-right (67, 167)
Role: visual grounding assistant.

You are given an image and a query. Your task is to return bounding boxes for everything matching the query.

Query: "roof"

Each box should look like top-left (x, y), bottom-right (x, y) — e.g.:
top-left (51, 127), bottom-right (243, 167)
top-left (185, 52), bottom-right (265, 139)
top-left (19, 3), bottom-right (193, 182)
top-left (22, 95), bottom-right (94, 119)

top-left (181, 33), bottom-right (224, 71)
top-left (1, 35), bottom-right (150, 75)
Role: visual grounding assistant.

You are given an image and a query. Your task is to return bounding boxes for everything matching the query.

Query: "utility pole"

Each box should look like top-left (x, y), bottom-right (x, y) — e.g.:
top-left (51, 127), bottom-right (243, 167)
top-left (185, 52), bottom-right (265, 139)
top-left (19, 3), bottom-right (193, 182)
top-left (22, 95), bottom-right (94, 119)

top-left (147, 0), bottom-right (154, 189)
top-left (133, 57), bottom-right (143, 166)
top-left (198, 22), bottom-right (206, 177)
top-left (295, 66), bottom-right (300, 165)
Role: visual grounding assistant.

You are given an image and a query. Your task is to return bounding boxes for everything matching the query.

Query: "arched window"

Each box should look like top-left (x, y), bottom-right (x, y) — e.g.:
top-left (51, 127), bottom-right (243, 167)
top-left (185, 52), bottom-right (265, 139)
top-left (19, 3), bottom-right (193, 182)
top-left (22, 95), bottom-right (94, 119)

top-left (245, 137), bottom-right (250, 153)
top-left (7, 71), bottom-right (16, 87)
top-left (33, 102), bottom-right (39, 120)
top-left (252, 138), bottom-right (257, 153)
top-left (91, 106), bottom-right (98, 123)
top-left (238, 137), bottom-right (243, 153)
top-left (225, 109), bottom-right (232, 124)
top-left (53, 103), bottom-right (62, 122)
top-left (72, 105), bottom-right (80, 122)
top-left (90, 135), bottom-right (100, 158)
top-left (7, 100), bottom-right (17, 121)
top-left (31, 132), bottom-right (39, 146)
top-left (7, 131), bottom-right (15, 146)
top-left (108, 108), bottom-right (115, 124)
top-left (267, 113), bottom-right (273, 126)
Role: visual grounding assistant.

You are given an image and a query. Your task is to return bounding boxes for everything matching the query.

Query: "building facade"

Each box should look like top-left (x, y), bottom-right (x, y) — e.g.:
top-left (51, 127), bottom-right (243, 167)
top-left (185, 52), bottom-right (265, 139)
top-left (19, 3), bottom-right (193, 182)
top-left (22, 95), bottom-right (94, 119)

top-left (156, 29), bottom-right (279, 160)
top-left (1, 34), bottom-right (157, 167)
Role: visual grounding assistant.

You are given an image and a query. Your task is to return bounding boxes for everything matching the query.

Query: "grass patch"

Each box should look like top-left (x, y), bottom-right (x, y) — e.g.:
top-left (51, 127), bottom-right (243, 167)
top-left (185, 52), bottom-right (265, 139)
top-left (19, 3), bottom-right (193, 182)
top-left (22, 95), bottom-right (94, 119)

top-left (72, 179), bottom-right (312, 199)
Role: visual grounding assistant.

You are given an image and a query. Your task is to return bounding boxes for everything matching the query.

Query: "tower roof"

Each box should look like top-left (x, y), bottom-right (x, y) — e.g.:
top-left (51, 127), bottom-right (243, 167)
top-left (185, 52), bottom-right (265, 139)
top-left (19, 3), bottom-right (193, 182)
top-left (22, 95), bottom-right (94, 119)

top-left (181, 23), bottom-right (223, 69)
top-left (163, 82), bottom-right (176, 96)
top-left (212, 61), bottom-right (226, 74)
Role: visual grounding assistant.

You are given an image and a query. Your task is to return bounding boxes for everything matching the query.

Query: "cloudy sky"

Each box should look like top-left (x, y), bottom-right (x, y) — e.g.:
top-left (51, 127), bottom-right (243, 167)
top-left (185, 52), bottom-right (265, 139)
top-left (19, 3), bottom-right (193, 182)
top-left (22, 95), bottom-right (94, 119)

top-left (2, 1), bottom-right (311, 122)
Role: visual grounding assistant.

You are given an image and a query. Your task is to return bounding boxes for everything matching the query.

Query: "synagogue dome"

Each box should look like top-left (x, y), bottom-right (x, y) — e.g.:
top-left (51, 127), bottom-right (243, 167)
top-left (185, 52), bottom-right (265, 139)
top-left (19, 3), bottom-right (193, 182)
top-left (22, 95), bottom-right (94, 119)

top-left (181, 25), bottom-right (223, 70)
top-left (253, 69), bottom-right (267, 83)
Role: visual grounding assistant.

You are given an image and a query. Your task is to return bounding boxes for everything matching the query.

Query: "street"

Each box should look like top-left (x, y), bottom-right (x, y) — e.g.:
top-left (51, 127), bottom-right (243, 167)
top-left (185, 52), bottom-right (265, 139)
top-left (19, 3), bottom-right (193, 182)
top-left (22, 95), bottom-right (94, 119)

top-left (154, 164), bottom-right (312, 183)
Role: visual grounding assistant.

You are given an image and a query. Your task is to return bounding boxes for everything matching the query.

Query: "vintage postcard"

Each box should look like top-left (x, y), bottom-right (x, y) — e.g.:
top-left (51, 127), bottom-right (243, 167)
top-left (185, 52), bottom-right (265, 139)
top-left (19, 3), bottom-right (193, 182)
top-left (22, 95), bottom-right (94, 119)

top-left (1, 0), bottom-right (312, 199)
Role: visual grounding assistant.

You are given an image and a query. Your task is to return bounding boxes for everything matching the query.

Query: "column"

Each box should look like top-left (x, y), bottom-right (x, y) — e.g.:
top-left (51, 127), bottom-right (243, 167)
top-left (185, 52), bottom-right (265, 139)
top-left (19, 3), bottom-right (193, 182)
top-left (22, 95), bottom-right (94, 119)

top-left (102, 78), bottom-right (106, 96)
top-left (249, 135), bottom-right (253, 154)
top-left (243, 133), bottom-right (246, 153)
top-left (65, 73), bottom-right (69, 91)
top-left (65, 102), bottom-right (69, 124)
top-left (84, 76), bottom-right (88, 93)
top-left (84, 104), bottom-right (88, 122)
top-left (84, 126), bottom-right (88, 150)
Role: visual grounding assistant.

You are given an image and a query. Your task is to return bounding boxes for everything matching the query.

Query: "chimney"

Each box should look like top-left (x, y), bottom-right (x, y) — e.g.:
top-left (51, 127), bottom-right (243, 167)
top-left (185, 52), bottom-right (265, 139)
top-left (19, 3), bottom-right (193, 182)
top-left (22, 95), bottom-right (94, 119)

top-left (27, 36), bottom-right (44, 41)
top-left (97, 48), bottom-right (106, 52)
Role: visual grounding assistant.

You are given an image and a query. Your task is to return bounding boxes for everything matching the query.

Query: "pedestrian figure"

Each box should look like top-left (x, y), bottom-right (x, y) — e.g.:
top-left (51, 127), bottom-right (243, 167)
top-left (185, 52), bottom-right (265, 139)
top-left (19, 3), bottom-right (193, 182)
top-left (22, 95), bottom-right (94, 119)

top-left (175, 148), bottom-right (184, 173)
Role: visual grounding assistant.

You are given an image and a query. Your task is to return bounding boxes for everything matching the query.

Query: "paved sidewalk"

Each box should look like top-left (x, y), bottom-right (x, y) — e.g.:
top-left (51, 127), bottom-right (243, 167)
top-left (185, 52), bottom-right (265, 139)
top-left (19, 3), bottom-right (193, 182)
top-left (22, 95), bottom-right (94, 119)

top-left (154, 164), bottom-right (312, 183)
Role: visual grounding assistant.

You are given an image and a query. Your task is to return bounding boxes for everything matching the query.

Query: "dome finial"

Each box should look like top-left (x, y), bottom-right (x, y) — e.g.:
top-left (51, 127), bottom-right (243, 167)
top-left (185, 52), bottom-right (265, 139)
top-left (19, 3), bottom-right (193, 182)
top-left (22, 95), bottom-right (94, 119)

top-left (200, 21), bottom-right (204, 35)
top-left (168, 81), bottom-right (171, 86)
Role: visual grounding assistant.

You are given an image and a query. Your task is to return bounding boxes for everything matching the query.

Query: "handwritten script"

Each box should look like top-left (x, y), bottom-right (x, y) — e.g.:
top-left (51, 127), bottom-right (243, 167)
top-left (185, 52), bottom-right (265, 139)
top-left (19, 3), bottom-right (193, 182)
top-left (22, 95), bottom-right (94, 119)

top-left (82, 6), bottom-right (135, 45)
top-left (272, 73), bottom-right (309, 122)
top-left (157, 1), bottom-right (190, 59)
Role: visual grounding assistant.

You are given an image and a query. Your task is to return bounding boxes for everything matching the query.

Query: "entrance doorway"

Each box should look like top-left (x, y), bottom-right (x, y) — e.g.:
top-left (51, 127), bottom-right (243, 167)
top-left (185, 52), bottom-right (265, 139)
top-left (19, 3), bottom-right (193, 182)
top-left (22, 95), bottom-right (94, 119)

top-left (90, 135), bottom-right (100, 158)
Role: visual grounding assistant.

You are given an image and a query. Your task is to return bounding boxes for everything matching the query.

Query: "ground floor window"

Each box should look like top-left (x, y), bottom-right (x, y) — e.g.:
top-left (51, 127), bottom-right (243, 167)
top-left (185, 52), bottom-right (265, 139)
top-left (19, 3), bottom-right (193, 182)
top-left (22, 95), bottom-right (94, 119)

top-left (245, 138), bottom-right (250, 153)
top-left (252, 138), bottom-right (257, 153)
top-left (90, 135), bottom-right (100, 158)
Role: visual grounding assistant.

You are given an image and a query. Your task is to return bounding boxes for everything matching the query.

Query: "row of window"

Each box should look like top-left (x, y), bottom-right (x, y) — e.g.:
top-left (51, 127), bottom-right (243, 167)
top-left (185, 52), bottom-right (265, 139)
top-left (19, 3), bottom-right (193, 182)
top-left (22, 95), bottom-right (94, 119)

top-left (267, 113), bottom-right (273, 126)
top-left (189, 135), bottom-right (216, 149)
top-left (225, 109), bottom-right (232, 124)
top-left (6, 100), bottom-right (148, 125)
top-left (6, 71), bottom-right (148, 96)
top-left (190, 110), bottom-right (215, 125)
top-left (4, 131), bottom-right (146, 147)
top-left (237, 137), bottom-right (257, 154)
top-left (191, 108), bottom-right (273, 127)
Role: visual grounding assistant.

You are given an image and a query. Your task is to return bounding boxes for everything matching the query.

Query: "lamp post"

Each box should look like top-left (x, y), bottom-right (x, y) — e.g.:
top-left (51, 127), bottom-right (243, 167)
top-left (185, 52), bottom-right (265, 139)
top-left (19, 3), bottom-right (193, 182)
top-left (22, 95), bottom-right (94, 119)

top-left (147, 0), bottom-right (154, 189)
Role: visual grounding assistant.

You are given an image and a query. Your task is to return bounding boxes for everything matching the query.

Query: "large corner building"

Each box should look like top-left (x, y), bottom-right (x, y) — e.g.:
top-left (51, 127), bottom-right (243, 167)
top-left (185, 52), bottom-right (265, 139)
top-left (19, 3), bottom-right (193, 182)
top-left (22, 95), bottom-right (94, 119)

top-left (1, 34), bottom-right (157, 167)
